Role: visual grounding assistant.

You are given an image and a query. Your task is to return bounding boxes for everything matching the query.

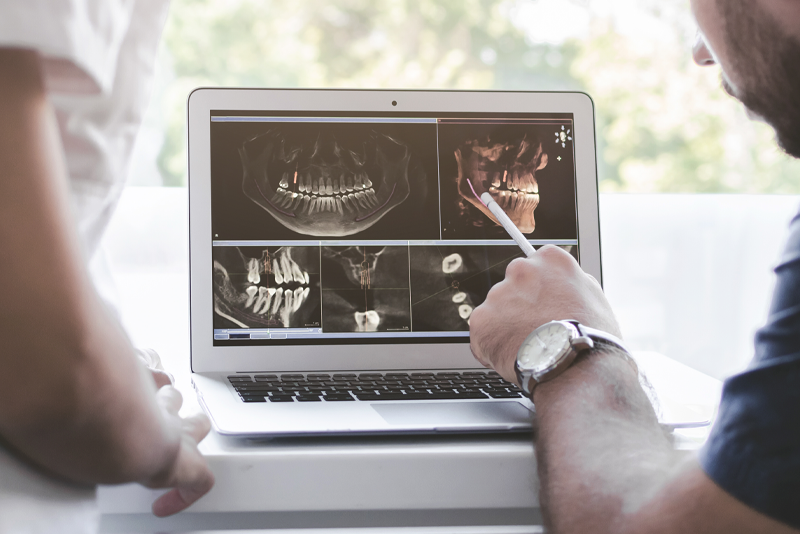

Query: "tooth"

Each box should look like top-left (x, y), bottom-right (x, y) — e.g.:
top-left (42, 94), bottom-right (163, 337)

top-left (492, 173), bottom-right (502, 188)
top-left (279, 173), bottom-right (289, 189)
top-left (311, 178), bottom-right (319, 195)
top-left (245, 286), bottom-right (258, 308)
top-left (273, 259), bottom-right (284, 285)
top-left (335, 197), bottom-right (344, 215)
top-left (322, 198), bottom-right (330, 212)
top-left (280, 254), bottom-right (292, 284)
top-left (332, 178), bottom-right (340, 195)
top-left (304, 272), bottom-right (310, 285)
top-left (272, 189), bottom-right (285, 205)
top-left (346, 174), bottom-right (354, 192)
top-left (360, 172), bottom-right (370, 189)
top-left (452, 291), bottom-right (467, 303)
top-left (292, 288), bottom-right (304, 311)
top-left (290, 258), bottom-right (305, 283)
top-left (355, 191), bottom-right (369, 209)
top-left (458, 304), bottom-right (473, 320)
top-left (271, 288), bottom-right (284, 314)
top-left (283, 290), bottom-right (294, 316)
top-left (355, 173), bottom-right (364, 190)
top-left (308, 197), bottom-right (318, 215)
top-left (254, 286), bottom-right (269, 314)
top-left (341, 195), bottom-right (353, 212)
top-left (300, 194), bottom-right (310, 213)
top-left (366, 189), bottom-right (378, 207)
top-left (281, 192), bottom-right (294, 208)
top-left (326, 177), bottom-right (333, 196)
top-left (364, 175), bottom-right (373, 188)
top-left (246, 258), bottom-right (260, 284)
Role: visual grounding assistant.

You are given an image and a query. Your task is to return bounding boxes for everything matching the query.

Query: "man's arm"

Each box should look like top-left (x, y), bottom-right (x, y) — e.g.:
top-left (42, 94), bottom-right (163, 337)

top-left (469, 245), bottom-right (798, 534)
top-left (0, 48), bottom-right (212, 515)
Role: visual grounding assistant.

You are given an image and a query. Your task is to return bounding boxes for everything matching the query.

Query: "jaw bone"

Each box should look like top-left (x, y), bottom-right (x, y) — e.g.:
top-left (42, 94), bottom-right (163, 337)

top-left (240, 128), bottom-right (418, 237)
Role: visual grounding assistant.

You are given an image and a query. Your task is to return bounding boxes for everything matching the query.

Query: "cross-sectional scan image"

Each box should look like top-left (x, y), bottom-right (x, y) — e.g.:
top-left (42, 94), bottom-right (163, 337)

top-left (438, 122), bottom-right (578, 240)
top-left (321, 246), bottom-right (411, 333)
top-left (210, 119), bottom-right (440, 240)
top-left (213, 246), bottom-right (321, 329)
top-left (410, 245), bottom-right (578, 332)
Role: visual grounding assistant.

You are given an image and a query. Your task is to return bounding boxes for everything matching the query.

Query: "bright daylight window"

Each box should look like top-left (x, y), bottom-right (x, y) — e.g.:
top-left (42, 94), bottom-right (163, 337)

top-left (114, 0), bottom-right (800, 383)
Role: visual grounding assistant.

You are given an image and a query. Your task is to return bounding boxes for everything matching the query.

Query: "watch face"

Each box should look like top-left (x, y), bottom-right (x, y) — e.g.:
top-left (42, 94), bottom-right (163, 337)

top-left (517, 321), bottom-right (574, 374)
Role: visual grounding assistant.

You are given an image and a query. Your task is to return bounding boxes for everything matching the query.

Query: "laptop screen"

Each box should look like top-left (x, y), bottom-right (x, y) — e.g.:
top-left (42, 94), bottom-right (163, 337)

top-left (210, 110), bottom-right (578, 346)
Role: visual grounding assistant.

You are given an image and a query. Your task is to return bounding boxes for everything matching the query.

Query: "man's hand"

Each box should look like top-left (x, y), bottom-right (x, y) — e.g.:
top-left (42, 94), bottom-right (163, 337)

top-left (469, 245), bottom-right (620, 382)
top-left (142, 387), bottom-right (214, 517)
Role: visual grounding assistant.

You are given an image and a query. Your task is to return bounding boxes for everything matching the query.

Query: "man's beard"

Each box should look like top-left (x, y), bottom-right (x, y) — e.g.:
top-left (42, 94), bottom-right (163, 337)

top-left (719, 0), bottom-right (800, 158)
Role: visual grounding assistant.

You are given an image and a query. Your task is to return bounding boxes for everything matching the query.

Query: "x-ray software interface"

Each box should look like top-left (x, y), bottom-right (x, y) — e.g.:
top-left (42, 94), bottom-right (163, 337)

top-left (210, 111), bottom-right (579, 346)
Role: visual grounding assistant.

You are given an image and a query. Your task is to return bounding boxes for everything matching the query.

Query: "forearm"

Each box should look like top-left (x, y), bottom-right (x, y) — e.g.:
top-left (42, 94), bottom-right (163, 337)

top-left (0, 48), bottom-right (180, 485)
top-left (533, 349), bottom-right (684, 534)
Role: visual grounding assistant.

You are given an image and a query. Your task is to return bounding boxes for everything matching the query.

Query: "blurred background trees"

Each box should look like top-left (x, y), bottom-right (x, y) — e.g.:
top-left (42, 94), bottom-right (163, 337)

top-left (131, 0), bottom-right (800, 192)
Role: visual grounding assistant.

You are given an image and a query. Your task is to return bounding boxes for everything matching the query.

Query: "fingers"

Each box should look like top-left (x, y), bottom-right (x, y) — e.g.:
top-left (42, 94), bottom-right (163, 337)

top-left (182, 413), bottom-right (212, 443)
top-left (151, 369), bottom-right (174, 389)
top-left (151, 461), bottom-right (215, 517)
top-left (155, 386), bottom-right (183, 416)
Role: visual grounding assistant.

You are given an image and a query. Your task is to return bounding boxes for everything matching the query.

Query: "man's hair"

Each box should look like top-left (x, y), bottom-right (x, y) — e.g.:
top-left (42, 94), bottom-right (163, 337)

top-left (718, 0), bottom-right (800, 158)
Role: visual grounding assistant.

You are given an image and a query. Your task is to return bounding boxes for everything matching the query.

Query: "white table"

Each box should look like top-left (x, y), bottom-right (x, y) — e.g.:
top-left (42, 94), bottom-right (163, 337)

top-left (97, 352), bottom-right (720, 533)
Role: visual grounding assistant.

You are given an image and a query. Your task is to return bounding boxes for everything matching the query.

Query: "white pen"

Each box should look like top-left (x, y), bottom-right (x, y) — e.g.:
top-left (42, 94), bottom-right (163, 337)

top-left (480, 192), bottom-right (536, 258)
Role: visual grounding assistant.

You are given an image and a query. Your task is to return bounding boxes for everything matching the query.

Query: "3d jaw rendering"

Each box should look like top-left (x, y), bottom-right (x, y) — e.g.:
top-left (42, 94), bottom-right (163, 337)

top-left (240, 128), bottom-right (415, 237)
top-left (455, 134), bottom-right (548, 234)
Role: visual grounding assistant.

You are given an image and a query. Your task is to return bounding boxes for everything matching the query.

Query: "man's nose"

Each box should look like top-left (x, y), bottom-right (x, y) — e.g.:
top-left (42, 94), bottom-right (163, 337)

top-left (693, 32), bottom-right (716, 66)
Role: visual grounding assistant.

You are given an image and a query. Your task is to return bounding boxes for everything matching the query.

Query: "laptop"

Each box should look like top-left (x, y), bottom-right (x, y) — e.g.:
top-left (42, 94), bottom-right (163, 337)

top-left (187, 89), bottom-right (604, 437)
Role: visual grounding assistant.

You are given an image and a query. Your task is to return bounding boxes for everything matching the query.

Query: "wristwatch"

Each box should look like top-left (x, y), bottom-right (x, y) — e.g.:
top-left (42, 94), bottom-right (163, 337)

top-left (515, 320), bottom-right (629, 398)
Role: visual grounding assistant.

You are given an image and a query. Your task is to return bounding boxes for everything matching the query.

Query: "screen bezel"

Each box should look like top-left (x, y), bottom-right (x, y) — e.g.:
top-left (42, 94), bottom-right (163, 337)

top-left (189, 89), bottom-right (601, 373)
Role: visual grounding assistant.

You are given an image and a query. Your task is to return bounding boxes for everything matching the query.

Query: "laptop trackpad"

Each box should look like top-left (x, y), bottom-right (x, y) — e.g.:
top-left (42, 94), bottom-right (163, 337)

top-left (372, 401), bottom-right (533, 428)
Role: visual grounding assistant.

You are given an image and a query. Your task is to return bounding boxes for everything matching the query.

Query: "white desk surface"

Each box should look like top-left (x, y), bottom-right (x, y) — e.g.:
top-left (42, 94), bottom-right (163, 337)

top-left (97, 352), bottom-right (721, 533)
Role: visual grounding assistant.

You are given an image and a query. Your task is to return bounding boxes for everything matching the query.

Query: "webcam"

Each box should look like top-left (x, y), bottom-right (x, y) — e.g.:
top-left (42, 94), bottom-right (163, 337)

top-left (391, 100), bottom-right (397, 106)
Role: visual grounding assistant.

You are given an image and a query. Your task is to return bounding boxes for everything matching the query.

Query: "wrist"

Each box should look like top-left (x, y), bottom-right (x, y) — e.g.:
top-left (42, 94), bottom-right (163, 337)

top-left (531, 346), bottom-right (639, 405)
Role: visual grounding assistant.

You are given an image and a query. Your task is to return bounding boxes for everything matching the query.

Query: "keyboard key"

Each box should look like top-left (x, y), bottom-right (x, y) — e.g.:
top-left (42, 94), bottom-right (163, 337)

top-left (410, 372), bottom-right (434, 378)
top-left (358, 373), bottom-right (382, 379)
top-left (324, 395), bottom-right (355, 401)
top-left (281, 374), bottom-right (305, 380)
top-left (242, 396), bottom-right (267, 402)
top-left (333, 373), bottom-right (357, 379)
top-left (268, 396), bottom-right (295, 402)
top-left (254, 374), bottom-right (279, 381)
top-left (296, 395), bottom-right (322, 402)
top-left (307, 374), bottom-right (331, 380)
top-left (489, 391), bottom-right (522, 398)
top-left (228, 375), bottom-right (252, 382)
top-left (462, 371), bottom-right (487, 376)
top-left (385, 373), bottom-right (409, 379)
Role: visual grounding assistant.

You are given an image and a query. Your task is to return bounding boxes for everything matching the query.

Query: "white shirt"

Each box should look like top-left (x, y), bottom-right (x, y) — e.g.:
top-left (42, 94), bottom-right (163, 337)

top-left (0, 1), bottom-right (168, 531)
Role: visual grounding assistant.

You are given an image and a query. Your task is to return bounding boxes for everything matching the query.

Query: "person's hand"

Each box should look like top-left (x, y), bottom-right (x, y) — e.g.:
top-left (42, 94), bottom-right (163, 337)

top-left (142, 386), bottom-right (215, 517)
top-left (135, 348), bottom-right (174, 389)
top-left (469, 245), bottom-right (621, 384)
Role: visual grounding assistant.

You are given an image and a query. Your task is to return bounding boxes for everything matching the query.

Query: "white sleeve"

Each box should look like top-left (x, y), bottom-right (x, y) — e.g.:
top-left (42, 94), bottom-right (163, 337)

top-left (0, 0), bottom-right (134, 95)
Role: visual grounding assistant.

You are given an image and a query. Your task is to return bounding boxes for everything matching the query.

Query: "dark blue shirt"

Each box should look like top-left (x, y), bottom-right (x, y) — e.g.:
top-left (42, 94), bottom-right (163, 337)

top-left (699, 209), bottom-right (800, 529)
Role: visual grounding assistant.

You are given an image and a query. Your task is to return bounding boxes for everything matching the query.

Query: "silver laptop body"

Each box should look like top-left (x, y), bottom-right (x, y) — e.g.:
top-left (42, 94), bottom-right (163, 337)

top-left (188, 89), bottom-right (602, 437)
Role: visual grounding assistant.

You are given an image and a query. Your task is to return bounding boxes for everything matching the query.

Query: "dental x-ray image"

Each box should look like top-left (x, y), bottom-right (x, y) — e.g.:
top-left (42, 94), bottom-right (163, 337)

top-left (409, 245), bottom-right (578, 332)
top-left (210, 119), bottom-right (441, 241)
top-left (438, 121), bottom-right (578, 240)
top-left (320, 246), bottom-right (411, 333)
top-left (213, 246), bottom-right (321, 329)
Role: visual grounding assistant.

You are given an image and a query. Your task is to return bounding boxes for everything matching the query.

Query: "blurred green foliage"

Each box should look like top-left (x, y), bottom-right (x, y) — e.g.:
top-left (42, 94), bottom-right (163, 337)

top-left (155, 0), bottom-right (800, 192)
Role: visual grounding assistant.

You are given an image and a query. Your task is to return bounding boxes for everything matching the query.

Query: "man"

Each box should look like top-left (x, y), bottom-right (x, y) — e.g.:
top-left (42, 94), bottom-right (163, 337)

top-left (470, 0), bottom-right (800, 532)
top-left (0, 1), bottom-right (214, 531)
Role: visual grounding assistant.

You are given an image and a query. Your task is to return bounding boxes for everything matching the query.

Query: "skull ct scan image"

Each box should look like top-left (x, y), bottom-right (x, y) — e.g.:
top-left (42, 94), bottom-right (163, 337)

top-left (208, 112), bottom-right (580, 344)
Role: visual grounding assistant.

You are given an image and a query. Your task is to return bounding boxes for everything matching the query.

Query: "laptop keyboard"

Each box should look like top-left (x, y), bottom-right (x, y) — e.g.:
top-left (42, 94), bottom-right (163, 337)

top-left (227, 371), bottom-right (523, 403)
